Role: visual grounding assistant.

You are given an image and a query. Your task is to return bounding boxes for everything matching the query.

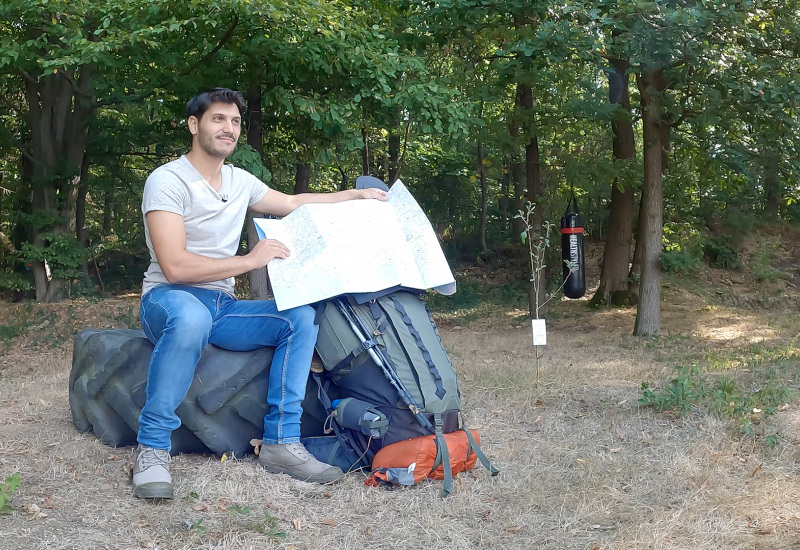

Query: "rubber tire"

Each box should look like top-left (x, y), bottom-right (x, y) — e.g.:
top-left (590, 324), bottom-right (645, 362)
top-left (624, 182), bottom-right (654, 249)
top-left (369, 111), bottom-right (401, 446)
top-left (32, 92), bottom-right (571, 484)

top-left (69, 328), bottom-right (328, 457)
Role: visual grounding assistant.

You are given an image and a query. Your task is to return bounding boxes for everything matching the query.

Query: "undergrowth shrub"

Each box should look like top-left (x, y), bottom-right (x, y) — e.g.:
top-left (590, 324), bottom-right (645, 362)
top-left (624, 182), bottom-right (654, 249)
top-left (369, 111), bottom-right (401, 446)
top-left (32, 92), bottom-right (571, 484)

top-left (660, 249), bottom-right (703, 274)
top-left (703, 236), bottom-right (741, 270)
top-left (749, 234), bottom-right (783, 282)
top-left (661, 222), bottom-right (703, 274)
top-left (639, 363), bottom-right (792, 446)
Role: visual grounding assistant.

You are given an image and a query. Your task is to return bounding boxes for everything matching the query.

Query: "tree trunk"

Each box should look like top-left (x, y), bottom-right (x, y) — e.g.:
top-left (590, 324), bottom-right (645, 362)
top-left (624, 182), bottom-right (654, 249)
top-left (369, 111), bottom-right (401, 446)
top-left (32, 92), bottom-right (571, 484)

top-left (518, 82), bottom-right (546, 318)
top-left (24, 67), bottom-right (95, 302)
top-left (294, 163), bottom-right (311, 194)
top-left (591, 61), bottom-right (636, 307)
top-left (245, 85), bottom-right (270, 300)
top-left (633, 69), bottom-right (665, 337)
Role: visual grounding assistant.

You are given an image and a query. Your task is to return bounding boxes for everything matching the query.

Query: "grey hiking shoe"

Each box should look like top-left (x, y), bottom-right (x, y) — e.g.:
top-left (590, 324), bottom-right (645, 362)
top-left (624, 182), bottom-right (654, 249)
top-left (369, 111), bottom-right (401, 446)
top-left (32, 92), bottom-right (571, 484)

top-left (257, 442), bottom-right (344, 484)
top-left (132, 445), bottom-right (174, 499)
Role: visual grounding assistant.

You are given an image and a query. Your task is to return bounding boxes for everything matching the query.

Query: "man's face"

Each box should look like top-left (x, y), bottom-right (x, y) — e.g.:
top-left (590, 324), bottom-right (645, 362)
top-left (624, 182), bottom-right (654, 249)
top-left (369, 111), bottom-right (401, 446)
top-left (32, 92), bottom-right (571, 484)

top-left (188, 102), bottom-right (241, 159)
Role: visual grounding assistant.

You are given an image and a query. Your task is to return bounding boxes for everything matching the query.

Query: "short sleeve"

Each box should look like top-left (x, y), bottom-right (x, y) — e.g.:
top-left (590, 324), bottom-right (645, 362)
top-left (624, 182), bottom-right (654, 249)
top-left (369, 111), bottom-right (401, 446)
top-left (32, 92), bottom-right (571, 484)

top-left (142, 168), bottom-right (187, 216)
top-left (241, 169), bottom-right (269, 207)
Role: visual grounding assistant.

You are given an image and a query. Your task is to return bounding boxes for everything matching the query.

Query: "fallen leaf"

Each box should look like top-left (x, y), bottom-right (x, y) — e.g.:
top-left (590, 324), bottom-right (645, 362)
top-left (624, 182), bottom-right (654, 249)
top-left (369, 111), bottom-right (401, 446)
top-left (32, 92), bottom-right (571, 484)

top-left (42, 497), bottom-right (54, 509)
top-left (292, 518), bottom-right (302, 531)
top-left (21, 504), bottom-right (47, 521)
top-left (217, 498), bottom-right (228, 511)
top-left (320, 518), bottom-right (338, 527)
top-left (193, 504), bottom-right (210, 512)
top-left (365, 526), bottom-right (374, 536)
top-left (778, 403), bottom-right (790, 412)
top-left (220, 453), bottom-right (228, 463)
top-left (250, 439), bottom-right (262, 455)
top-left (107, 454), bottom-right (119, 461)
top-left (482, 497), bottom-right (496, 503)
top-left (323, 492), bottom-right (332, 498)
top-left (504, 526), bottom-right (521, 533)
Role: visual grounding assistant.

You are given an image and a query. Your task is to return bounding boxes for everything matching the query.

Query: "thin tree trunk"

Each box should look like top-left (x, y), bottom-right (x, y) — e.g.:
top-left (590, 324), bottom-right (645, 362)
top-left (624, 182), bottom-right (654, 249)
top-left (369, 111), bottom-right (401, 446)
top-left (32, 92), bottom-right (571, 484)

top-left (509, 86), bottom-right (525, 240)
top-left (592, 61), bottom-right (636, 306)
top-left (361, 128), bottom-right (370, 175)
top-left (633, 68), bottom-right (664, 336)
top-left (478, 139), bottom-right (488, 255)
top-left (294, 163), bottom-right (311, 194)
top-left (76, 153), bottom-right (90, 277)
top-left (387, 109), bottom-right (401, 184)
top-left (764, 152), bottom-right (780, 217)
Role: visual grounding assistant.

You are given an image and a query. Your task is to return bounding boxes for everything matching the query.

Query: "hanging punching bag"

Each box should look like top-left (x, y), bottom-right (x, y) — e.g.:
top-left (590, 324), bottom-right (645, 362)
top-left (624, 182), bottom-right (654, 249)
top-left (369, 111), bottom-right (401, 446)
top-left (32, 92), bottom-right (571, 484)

top-left (561, 193), bottom-right (586, 299)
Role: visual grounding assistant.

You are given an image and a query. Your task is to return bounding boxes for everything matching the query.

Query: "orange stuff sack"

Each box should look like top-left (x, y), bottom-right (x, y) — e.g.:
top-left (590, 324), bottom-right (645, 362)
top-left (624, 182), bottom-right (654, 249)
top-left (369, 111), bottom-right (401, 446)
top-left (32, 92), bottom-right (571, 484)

top-left (365, 429), bottom-right (481, 491)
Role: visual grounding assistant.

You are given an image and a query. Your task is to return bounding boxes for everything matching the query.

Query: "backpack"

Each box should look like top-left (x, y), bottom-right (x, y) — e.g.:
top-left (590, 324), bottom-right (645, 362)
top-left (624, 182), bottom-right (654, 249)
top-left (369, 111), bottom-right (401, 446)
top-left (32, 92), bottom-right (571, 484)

top-left (309, 290), bottom-right (498, 496)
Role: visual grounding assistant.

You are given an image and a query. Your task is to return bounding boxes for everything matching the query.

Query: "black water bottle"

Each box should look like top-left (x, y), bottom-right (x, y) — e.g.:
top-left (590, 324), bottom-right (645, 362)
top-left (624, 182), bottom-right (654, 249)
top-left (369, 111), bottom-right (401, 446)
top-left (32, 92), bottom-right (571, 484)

top-left (561, 194), bottom-right (586, 299)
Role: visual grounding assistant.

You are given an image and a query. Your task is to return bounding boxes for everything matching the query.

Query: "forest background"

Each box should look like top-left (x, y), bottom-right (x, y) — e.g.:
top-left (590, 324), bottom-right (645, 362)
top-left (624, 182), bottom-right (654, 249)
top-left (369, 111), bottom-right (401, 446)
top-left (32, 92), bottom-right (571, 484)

top-left (5, 3), bottom-right (800, 548)
top-left (2, 0), bottom-right (800, 336)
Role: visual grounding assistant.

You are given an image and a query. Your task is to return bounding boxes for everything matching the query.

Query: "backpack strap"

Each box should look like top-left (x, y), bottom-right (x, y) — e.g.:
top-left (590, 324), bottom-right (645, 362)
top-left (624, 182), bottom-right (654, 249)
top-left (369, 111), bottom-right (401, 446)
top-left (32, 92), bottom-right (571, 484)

top-left (461, 415), bottom-right (499, 477)
top-left (388, 295), bottom-right (446, 399)
top-left (368, 301), bottom-right (392, 335)
top-left (331, 338), bottom-right (378, 375)
top-left (430, 414), bottom-right (453, 498)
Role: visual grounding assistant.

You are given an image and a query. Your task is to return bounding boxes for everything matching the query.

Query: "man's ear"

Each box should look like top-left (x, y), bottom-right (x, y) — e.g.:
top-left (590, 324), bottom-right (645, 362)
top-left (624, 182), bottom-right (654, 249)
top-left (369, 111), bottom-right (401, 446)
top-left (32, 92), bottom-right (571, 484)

top-left (187, 115), bottom-right (199, 136)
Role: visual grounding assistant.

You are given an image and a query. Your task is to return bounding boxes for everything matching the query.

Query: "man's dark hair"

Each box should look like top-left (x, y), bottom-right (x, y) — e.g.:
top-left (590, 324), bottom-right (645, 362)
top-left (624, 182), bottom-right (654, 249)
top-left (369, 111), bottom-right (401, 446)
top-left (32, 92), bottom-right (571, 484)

top-left (185, 88), bottom-right (245, 120)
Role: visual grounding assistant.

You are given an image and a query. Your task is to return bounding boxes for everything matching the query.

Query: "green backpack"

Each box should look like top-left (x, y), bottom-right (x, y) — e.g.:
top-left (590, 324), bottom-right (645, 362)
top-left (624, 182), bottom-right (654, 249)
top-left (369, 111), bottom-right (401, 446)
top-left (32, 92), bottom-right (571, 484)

top-left (309, 290), bottom-right (497, 495)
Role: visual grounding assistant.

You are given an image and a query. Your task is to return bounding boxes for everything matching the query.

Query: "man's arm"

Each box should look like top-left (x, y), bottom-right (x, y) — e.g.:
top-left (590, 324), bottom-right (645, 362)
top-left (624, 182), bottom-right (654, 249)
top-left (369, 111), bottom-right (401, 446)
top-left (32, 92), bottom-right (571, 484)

top-left (250, 187), bottom-right (387, 217)
top-left (147, 210), bottom-right (289, 284)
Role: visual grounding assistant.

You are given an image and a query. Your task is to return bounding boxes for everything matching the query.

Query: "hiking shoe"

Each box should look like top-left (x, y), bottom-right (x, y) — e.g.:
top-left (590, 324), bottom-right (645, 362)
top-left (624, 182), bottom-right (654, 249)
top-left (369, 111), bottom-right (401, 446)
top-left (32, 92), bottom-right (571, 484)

top-left (132, 445), bottom-right (174, 499)
top-left (257, 442), bottom-right (344, 483)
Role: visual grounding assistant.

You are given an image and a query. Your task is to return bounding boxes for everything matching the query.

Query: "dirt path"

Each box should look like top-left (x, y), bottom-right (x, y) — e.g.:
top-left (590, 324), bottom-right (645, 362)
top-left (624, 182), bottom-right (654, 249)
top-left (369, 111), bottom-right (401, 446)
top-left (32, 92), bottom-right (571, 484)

top-left (1, 292), bottom-right (800, 549)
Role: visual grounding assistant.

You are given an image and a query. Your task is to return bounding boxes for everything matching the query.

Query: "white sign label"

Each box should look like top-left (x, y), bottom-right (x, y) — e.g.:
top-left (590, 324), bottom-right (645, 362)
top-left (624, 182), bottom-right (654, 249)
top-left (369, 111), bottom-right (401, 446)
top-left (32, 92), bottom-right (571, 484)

top-left (531, 319), bottom-right (547, 346)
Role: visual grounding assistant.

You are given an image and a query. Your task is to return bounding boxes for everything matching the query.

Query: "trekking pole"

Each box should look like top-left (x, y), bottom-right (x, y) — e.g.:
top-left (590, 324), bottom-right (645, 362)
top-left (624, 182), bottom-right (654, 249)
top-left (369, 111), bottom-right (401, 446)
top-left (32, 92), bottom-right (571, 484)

top-left (333, 297), bottom-right (434, 431)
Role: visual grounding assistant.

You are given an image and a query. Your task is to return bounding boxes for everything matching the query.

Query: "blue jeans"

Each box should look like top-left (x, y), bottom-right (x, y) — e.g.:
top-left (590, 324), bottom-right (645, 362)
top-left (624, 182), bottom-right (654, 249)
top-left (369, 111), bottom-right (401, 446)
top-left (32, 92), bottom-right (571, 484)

top-left (137, 284), bottom-right (318, 450)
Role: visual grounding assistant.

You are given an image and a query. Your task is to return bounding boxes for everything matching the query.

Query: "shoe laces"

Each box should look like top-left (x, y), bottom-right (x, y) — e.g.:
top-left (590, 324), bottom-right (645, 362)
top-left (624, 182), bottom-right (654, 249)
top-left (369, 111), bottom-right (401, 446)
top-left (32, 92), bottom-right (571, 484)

top-left (286, 442), bottom-right (313, 461)
top-left (138, 447), bottom-right (171, 469)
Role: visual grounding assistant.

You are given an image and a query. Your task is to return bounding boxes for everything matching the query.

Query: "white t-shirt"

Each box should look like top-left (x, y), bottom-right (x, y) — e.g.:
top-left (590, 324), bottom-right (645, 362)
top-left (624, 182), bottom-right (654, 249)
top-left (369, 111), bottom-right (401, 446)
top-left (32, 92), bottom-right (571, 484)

top-left (141, 155), bottom-right (269, 297)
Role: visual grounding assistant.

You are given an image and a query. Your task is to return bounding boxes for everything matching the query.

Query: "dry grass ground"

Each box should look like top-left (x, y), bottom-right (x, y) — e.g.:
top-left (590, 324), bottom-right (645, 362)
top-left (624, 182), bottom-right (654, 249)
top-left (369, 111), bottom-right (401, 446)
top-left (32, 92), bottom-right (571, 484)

top-left (1, 276), bottom-right (800, 550)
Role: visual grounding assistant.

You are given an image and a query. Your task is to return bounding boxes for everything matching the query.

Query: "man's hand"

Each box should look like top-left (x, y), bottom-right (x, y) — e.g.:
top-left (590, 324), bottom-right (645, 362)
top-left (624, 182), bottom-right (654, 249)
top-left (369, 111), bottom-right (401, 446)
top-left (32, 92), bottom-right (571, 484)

top-left (247, 238), bottom-right (290, 267)
top-left (353, 188), bottom-right (388, 201)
